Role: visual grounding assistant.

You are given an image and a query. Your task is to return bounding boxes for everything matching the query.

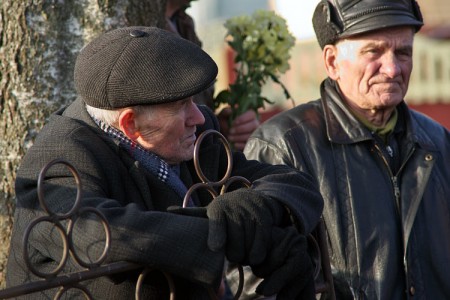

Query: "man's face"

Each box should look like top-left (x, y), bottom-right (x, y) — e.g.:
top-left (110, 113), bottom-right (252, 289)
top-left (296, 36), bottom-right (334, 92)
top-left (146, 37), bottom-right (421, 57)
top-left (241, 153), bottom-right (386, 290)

top-left (134, 97), bottom-right (205, 165)
top-left (330, 26), bottom-right (415, 111)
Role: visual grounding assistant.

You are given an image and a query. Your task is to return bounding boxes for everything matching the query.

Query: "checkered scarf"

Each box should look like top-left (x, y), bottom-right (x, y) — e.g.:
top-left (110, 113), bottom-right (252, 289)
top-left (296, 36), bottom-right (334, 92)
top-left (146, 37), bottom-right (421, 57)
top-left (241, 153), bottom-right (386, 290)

top-left (89, 114), bottom-right (191, 203)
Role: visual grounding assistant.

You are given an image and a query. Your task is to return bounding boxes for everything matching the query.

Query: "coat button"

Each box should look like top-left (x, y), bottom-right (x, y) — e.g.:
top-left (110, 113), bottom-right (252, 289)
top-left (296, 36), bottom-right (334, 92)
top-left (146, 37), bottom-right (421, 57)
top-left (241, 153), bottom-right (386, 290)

top-left (410, 286), bottom-right (416, 296)
top-left (130, 30), bottom-right (145, 37)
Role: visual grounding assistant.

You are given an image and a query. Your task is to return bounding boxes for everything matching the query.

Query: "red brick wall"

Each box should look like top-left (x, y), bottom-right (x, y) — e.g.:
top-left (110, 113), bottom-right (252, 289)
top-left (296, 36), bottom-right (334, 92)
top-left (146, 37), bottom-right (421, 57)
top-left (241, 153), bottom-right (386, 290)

top-left (409, 103), bottom-right (450, 130)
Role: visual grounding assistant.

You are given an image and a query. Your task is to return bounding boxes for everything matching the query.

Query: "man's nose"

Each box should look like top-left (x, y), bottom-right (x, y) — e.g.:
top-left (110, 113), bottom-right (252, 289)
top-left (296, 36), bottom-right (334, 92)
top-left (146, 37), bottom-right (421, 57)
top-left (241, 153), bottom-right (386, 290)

top-left (380, 53), bottom-right (402, 78)
top-left (187, 101), bottom-right (205, 126)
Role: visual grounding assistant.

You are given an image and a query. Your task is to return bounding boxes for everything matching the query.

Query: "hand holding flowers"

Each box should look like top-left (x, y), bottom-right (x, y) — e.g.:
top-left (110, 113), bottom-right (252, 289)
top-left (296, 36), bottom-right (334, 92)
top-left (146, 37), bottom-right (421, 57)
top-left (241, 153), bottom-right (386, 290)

top-left (215, 10), bottom-right (296, 123)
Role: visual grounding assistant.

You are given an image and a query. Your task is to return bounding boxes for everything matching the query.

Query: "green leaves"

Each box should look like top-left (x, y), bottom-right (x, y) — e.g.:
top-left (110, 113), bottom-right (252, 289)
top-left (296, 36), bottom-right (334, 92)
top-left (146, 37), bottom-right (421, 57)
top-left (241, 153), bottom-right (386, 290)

top-left (215, 10), bottom-right (295, 121)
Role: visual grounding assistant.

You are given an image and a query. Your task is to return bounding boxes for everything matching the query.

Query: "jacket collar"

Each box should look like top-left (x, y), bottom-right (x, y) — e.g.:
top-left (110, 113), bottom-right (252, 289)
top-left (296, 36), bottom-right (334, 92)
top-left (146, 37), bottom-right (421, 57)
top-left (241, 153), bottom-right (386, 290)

top-left (61, 97), bottom-right (113, 140)
top-left (320, 78), bottom-right (433, 150)
top-left (321, 78), bottom-right (374, 144)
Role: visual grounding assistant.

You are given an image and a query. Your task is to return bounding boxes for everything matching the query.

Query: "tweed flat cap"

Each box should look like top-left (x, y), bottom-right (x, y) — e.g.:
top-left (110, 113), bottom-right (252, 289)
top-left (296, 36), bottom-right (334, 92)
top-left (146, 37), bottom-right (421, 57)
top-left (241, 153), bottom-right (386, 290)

top-left (74, 26), bottom-right (218, 109)
top-left (312, 0), bottom-right (424, 49)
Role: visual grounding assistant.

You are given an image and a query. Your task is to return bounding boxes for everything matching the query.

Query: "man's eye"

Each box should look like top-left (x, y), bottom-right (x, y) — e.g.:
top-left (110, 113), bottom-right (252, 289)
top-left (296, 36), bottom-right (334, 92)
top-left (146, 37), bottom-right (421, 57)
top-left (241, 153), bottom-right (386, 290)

top-left (397, 50), bottom-right (412, 57)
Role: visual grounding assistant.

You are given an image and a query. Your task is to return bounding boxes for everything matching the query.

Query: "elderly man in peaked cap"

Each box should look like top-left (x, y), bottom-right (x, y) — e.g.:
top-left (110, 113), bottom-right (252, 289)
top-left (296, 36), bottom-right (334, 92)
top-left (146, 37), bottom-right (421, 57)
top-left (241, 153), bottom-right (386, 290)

top-left (6, 27), bottom-right (324, 299)
top-left (244, 0), bottom-right (450, 299)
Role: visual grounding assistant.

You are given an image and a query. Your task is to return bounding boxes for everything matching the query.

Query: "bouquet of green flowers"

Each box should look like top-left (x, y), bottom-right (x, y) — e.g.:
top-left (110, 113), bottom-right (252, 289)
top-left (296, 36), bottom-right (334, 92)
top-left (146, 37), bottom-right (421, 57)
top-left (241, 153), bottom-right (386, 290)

top-left (215, 9), bottom-right (296, 123)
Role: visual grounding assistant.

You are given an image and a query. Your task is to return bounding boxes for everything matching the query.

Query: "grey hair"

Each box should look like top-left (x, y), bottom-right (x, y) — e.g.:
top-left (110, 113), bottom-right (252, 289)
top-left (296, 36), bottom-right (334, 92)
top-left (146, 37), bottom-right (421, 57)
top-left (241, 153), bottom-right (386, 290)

top-left (85, 102), bottom-right (154, 127)
top-left (85, 104), bottom-right (122, 127)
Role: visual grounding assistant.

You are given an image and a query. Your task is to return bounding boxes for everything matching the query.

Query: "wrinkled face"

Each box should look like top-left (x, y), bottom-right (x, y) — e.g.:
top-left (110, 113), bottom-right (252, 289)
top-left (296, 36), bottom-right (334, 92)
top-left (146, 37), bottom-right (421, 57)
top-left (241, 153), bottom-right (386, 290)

top-left (134, 97), bottom-right (205, 164)
top-left (330, 26), bottom-right (415, 111)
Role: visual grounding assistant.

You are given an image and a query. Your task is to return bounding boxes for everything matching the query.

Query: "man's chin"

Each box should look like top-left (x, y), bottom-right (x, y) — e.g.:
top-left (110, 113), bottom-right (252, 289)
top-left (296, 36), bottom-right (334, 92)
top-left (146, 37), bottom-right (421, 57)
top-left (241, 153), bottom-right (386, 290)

top-left (377, 93), bottom-right (403, 106)
top-left (182, 145), bottom-right (196, 160)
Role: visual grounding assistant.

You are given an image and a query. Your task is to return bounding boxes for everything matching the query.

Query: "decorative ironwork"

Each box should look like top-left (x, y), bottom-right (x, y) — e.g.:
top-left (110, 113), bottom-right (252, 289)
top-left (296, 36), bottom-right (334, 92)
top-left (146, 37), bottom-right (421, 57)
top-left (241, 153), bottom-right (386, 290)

top-left (185, 130), bottom-right (249, 300)
top-left (0, 129), bottom-right (335, 299)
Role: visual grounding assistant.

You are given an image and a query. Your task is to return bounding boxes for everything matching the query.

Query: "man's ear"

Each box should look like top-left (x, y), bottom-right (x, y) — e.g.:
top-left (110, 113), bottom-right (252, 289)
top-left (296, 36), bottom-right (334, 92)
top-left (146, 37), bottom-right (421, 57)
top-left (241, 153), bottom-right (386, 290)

top-left (324, 44), bottom-right (339, 80)
top-left (119, 108), bottom-right (140, 141)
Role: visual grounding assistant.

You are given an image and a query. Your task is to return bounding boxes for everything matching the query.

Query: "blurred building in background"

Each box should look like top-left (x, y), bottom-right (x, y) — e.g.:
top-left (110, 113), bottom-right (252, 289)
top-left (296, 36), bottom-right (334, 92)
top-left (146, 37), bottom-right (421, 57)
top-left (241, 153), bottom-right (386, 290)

top-left (190, 0), bottom-right (450, 128)
top-left (406, 0), bottom-right (450, 129)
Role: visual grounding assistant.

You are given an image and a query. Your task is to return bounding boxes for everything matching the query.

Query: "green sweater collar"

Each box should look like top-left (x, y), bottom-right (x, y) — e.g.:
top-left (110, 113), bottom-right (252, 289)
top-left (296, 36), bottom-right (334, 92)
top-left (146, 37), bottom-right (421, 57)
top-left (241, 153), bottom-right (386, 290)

top-left (352, 108), bottom-right (398, 143)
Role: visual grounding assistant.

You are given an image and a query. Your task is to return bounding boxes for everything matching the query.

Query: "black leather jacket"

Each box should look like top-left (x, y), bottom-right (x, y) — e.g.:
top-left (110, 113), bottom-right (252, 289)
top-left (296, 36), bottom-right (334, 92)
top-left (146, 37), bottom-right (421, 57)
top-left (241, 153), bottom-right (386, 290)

top-left (245, 78), bottom-right (450, 299)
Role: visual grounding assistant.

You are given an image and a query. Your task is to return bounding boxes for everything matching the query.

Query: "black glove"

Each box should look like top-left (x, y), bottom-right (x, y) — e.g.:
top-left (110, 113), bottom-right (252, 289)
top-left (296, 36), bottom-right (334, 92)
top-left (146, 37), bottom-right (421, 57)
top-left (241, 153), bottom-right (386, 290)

top-left (168, 189), bottom-right (285, 265)
top-left (205, 189), bottom-right (285, 266)
top-left (253, 226), bottom-right (315, 300)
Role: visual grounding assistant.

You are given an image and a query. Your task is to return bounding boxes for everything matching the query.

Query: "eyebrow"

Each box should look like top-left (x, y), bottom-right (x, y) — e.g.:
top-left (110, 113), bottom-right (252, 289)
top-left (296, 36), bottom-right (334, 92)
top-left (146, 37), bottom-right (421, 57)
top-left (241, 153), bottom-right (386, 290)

top-left (360, 41), bottom-right (413, 53)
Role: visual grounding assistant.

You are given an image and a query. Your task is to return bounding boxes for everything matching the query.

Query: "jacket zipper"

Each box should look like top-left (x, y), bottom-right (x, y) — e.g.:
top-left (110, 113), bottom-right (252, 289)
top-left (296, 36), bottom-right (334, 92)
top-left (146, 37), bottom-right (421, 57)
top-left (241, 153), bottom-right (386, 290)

top-left (373, 143), bottom-right (415, 213)
top-left (373, 142), bottom-right (416, 296)
top-left (373, 143), bottom-right (400, 211)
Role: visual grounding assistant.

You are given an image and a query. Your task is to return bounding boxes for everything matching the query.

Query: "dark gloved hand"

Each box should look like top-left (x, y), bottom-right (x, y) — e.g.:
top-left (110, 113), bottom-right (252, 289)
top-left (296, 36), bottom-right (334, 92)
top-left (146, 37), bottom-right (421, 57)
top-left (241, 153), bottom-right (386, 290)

top-left (205, 189), bottom-right (285, 266)
top-left (168, 189), bottom-right (286, 265)
top-left (253, 226), bottom-right (315, 300)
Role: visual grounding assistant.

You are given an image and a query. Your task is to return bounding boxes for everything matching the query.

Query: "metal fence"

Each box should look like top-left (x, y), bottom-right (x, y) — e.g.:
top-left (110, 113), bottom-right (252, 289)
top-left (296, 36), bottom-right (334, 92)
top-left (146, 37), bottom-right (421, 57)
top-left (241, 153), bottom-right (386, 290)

top-left (0, 130), bottom-right (335, 299)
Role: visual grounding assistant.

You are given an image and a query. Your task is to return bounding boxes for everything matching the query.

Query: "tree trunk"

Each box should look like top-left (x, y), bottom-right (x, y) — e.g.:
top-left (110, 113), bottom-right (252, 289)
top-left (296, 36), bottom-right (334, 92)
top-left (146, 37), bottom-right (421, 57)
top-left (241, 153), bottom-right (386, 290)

top-left (0, 0), bottom-right (167, 288)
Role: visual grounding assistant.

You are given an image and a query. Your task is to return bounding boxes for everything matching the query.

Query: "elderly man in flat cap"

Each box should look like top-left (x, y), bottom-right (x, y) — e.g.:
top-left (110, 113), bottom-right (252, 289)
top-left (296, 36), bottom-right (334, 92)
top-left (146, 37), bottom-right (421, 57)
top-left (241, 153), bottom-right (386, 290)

top-left (6, 27), bottom-right (324, 299)
top-left (244, 0), bottom-right (450, 299)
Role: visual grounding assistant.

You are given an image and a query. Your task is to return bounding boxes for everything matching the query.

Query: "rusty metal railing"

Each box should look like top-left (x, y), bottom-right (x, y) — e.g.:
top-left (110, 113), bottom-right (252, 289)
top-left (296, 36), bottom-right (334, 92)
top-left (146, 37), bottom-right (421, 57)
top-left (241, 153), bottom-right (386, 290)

top-left (0, 129), bottom-right (335, 299)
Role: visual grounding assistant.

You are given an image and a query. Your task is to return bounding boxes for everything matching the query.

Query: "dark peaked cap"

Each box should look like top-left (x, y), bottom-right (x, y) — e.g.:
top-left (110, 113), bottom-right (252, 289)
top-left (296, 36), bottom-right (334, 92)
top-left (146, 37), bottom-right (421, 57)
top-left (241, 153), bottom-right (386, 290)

top-left (312, 0), bottom-right (423, 49)
top-left (74, 26), bottom-right (218, 109)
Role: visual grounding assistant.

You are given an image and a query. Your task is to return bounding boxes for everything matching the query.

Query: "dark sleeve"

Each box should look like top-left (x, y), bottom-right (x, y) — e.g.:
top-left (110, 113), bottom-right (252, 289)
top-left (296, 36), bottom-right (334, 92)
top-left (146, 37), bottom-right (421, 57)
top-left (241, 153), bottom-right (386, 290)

top-left (229, 151), bottom-right (323, 234)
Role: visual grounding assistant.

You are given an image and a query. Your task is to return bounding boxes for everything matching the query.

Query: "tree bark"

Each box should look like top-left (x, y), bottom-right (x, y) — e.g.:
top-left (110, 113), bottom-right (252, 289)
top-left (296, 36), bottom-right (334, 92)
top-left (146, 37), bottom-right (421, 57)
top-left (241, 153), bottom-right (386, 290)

top-left (0, 0), bottom-right (167, 288)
